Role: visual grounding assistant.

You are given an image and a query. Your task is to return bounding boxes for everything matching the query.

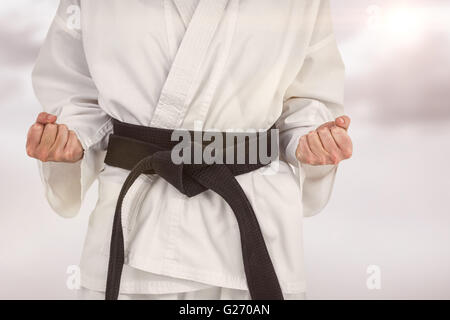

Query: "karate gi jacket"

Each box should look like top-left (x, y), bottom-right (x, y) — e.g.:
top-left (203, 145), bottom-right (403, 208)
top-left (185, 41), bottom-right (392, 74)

top-left (32, 0), bottom-right (345, 294)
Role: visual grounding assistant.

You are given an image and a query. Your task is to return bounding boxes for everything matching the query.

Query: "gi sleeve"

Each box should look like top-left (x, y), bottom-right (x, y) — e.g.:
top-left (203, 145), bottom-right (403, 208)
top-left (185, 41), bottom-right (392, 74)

top-left (276, 0), bottom-right (345, 217)
top-left (31, 0), bottom-right (112, 218)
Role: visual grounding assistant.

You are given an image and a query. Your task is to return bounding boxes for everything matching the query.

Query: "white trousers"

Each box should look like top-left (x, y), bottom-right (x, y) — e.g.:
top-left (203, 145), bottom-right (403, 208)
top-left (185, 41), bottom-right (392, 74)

top-left (78, 287), bottom-right (306, 300)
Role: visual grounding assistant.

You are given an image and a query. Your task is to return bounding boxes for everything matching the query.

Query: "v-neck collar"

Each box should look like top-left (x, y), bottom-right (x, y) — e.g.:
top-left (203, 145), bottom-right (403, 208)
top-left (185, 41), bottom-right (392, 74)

top-left (151, 0), bottom-right (230, 129)
top-left (173, 0), bottom-right (201, 29)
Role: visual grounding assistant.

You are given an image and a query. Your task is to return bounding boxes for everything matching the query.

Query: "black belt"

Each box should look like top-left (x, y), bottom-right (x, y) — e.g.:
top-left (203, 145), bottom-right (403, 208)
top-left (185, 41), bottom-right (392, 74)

top-left (104, 119), bottom-right (284, 300)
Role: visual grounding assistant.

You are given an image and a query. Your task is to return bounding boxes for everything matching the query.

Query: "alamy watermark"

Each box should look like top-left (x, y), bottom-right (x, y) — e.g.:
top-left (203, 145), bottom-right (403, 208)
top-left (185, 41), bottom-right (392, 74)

top-left (170, 121), bottom-right (280, 172)
top-left (366, 265), bottom-right (382, 290)
top-left (66, 265), bottom-right (81, 290)
top-left (66, 4), bottom-right (81, 31)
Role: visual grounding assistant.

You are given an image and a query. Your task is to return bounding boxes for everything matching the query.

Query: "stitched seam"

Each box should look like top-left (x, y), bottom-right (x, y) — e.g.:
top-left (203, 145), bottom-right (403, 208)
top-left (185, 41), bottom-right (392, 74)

top-left (305, 33), bottom-right (335, 56)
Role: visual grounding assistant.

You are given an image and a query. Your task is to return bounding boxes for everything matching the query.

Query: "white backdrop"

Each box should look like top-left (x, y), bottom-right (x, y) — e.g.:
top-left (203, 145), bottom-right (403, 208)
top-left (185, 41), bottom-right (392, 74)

top-left (0, 0), bottom-right (449, 299)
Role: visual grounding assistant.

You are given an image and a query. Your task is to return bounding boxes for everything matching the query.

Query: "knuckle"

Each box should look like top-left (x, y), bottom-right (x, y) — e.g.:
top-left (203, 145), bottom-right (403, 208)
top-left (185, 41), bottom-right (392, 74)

top-left (29, 124), bottom-right (42, 137)
top-left (40, 154), bottom-right (49, 162)
top-left (53, 151), bottom-right (63, 161)
top-left (311, 157), bottom-right (321, 166)
top-left (343, 148), bottom-right (353, 158)
top-left (26, 146), bottom-right (34, 158)
top-left (58, 124), bottom-right (69, 132)
top-left (65, 148), bottom-right (75, 160)
top-left (44, 123), bottom-right (55, 132)
top-left (35, 148), bottom-right (48, 162)
top-left (331, 152), bottom-right (341, 163)
top-left (318, 128), bottom-right (328, 135)
top-left (331, 127), bottom-right (342, 135)
top-left (305, 156), bottom-right (314, 165)
top-left (329, 154), bottom-right (337, 164)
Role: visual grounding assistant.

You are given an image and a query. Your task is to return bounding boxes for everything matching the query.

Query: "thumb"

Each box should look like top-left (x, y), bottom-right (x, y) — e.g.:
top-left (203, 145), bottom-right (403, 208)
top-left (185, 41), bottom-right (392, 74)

top-left (36, 112), bottom-right (57, 125)
top-left (335, 115), bottom-right (351, 131)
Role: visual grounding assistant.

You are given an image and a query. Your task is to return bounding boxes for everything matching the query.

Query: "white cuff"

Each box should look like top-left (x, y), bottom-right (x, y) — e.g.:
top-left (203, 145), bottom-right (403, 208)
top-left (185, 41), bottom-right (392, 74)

top-left (297, 161), bottom-right (338, 218)
top-left (38, 119), bottom-right (112, 218)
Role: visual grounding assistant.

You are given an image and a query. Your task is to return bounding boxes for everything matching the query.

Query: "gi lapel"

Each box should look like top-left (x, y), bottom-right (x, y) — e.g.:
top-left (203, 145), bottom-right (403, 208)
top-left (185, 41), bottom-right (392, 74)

top-left (151, 0), bottom-right (230, 129)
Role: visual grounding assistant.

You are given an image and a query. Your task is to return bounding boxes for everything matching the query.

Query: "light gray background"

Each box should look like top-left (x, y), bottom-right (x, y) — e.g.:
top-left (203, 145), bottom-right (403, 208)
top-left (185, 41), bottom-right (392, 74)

top-left (0, 0), bottom-right (449, 299)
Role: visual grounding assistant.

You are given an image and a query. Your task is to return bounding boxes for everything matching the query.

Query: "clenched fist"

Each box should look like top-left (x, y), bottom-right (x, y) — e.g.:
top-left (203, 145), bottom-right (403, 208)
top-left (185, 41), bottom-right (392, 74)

top-left (26, 112), bottom-right (84, 163)
top-left (296, 115), bottom-right (353, 166)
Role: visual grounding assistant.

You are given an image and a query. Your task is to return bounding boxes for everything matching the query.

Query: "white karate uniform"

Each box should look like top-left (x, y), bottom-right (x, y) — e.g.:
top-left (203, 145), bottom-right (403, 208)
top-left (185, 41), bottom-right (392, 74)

top-left (77, 287), bottom-right (306, 300)
top-left (32, 0), bottom-right (344, 299)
